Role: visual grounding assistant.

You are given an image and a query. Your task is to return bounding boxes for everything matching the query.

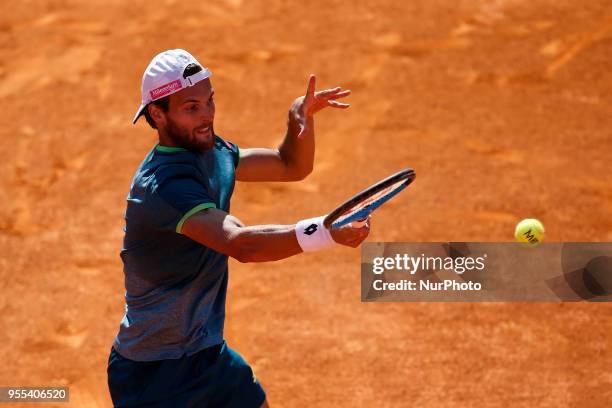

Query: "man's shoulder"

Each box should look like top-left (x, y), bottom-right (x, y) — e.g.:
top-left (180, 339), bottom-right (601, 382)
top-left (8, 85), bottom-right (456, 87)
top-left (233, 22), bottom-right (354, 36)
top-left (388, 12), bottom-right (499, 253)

top-left (132, 146), bottom-right (201, 192)
top-left (213, 135), bottom-right (239, 169)
top-left (214, 134), bottom-right (238, 153)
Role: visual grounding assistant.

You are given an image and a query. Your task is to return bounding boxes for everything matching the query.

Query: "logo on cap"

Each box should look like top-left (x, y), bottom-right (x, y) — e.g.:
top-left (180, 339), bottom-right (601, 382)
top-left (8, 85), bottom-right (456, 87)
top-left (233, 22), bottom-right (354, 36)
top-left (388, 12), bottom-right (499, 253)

top-left (150, 80), bottom-right (183, 100)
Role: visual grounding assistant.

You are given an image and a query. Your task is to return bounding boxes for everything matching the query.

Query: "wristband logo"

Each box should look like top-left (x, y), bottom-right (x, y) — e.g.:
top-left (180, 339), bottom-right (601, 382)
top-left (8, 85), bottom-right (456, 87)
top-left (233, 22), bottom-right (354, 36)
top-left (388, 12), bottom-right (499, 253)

top-left (304, 224), bottom-right (318, 235)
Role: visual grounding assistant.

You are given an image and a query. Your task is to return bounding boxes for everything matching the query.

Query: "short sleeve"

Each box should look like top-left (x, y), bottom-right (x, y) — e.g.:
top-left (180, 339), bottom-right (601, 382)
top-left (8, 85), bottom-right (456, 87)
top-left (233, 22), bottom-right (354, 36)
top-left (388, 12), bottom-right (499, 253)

top-left (155, 174), bottom-right (217, 234)
top-left (226, 140), bottom-right (240, 169)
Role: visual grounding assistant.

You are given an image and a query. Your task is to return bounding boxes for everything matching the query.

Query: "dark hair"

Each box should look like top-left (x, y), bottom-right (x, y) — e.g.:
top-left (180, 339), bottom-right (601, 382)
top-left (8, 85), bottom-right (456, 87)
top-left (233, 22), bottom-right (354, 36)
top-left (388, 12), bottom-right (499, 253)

top-left (144, 97), bottom-right (169, 129)
top-left (144, 63), bottom-right (205, 129)
top-left (183, 63), bottom-right (203, 78)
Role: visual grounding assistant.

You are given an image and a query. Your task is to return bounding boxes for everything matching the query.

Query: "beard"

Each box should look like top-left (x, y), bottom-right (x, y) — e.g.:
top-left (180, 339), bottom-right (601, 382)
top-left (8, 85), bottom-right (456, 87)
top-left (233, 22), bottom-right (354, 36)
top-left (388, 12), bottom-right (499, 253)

top-left (164, 117), bottom-right (214, 154)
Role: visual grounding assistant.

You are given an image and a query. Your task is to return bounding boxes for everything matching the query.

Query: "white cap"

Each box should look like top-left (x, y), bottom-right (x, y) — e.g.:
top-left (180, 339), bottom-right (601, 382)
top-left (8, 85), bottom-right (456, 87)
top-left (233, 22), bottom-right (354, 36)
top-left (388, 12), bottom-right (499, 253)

top-left (132, 49), bottom-right (212, 124)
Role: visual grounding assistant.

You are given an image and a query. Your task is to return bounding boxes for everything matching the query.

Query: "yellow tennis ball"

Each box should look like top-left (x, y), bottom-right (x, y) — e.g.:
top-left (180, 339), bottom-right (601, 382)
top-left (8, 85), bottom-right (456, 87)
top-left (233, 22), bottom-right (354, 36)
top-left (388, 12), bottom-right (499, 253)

top-left (515, 218), bottom-right (545, 245)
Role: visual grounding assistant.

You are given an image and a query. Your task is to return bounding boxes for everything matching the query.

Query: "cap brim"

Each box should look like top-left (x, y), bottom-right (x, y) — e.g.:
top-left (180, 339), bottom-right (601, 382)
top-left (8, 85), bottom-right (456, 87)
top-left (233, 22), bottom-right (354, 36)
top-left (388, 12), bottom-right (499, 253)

top-left (184, 68), bottom-right (211, 86)
top-left (132, 103), bottom-right (146, 124)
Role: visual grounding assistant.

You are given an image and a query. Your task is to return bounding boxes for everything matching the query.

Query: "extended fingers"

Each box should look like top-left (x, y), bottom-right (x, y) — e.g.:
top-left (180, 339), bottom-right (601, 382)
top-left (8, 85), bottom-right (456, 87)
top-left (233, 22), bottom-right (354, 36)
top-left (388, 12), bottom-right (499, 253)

top-left (316, 88), bottom-right (351, 99)
top-left (305, 74), bottom-right (316, 99)
top-left (300, 79), bottom-right (352, 116)
top-left (318, 89), bottom-right (351, 110)
top-left (327, 100), bottom-right (350, 109)
top-left (315, 87), bottom-right (340, 97)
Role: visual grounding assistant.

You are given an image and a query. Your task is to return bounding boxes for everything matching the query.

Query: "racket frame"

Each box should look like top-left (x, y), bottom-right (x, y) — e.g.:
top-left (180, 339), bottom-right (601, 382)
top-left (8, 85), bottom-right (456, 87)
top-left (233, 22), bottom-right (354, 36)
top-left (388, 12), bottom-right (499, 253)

top-left (323, 168), bottom-right (416, 230)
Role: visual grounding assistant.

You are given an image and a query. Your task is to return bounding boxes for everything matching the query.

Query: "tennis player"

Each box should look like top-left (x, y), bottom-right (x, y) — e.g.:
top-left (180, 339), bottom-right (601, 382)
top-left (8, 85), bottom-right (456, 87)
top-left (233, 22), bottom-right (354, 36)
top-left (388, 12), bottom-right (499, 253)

top-left (107, 49), bottom-right (370, 407)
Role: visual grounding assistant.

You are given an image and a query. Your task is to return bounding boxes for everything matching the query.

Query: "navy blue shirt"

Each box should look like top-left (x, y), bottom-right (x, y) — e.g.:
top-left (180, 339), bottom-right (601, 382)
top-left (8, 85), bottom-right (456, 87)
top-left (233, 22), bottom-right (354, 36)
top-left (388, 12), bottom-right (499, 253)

top-left (113, 136), bottom-right (239, 361)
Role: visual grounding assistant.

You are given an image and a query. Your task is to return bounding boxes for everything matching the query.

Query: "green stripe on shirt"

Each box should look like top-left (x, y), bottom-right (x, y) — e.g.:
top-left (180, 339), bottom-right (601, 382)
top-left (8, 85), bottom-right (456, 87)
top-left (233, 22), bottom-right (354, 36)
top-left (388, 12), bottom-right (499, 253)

top-left (176, 202), bottom-right (217, 234)
top-left (156, 144), bottom-right (188, 153)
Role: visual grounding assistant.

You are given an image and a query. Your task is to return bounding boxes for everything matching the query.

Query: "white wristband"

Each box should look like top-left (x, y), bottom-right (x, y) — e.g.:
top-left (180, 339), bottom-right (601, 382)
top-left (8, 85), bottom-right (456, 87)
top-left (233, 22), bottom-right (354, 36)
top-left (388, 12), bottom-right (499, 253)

top-left (295, 216), bottom-right (335, 252)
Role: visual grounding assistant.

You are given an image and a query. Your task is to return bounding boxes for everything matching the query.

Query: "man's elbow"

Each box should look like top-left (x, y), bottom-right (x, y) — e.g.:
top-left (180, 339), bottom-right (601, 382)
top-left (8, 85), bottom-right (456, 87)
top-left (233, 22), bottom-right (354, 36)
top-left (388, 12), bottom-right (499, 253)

top-left (299, 164), bottom-right (314, 180)
top-left (285, 165), bottom-right (313, 181)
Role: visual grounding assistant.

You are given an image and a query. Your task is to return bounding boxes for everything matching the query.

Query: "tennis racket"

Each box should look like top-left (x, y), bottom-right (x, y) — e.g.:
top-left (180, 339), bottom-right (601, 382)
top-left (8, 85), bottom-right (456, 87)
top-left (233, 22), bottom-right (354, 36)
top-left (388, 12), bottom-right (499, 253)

top-left (323, 168), bottom-right (416, 230)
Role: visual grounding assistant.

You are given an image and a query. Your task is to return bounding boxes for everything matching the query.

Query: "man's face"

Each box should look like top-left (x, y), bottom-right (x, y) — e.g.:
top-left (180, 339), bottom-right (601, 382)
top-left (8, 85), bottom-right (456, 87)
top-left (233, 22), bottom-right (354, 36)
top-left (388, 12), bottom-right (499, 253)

top-left (158, 79), bottom-right (215, 153)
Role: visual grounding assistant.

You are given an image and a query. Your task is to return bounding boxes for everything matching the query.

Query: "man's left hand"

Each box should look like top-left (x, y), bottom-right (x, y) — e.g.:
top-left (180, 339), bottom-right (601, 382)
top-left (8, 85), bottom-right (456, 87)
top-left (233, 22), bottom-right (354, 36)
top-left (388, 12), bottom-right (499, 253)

top-left (290, 74), bottom-right (351, 139)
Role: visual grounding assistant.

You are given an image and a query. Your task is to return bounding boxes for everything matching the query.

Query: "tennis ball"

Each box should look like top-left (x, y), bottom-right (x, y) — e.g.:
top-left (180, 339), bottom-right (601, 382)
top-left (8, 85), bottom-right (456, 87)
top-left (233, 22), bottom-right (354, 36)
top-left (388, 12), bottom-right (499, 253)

top-left (515, 218), bottom-right (545, 246)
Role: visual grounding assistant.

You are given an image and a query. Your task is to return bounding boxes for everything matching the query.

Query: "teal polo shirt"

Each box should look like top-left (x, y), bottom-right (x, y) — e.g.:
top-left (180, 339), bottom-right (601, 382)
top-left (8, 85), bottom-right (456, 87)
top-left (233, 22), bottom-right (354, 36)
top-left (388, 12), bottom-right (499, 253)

top-left (113, 135), bottom-right (240, 361)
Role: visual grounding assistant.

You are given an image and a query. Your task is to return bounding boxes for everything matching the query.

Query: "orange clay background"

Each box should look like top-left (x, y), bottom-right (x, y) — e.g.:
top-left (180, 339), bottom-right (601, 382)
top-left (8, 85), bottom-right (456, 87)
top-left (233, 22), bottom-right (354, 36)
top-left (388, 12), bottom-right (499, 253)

top-left (1, 1), bottom-right (611, 407)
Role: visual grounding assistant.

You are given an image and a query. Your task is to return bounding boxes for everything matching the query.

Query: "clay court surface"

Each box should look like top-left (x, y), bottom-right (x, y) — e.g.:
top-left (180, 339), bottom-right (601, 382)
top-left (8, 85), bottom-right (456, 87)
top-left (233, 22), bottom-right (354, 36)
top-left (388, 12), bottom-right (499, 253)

top-left (1, 0), bottom-right (612, 406)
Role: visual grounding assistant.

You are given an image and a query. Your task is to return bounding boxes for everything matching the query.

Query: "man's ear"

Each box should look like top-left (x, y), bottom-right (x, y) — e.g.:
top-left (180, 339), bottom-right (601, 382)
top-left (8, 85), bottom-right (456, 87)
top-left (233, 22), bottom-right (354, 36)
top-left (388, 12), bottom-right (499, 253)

top-left (148, 104), bottom-right (166, 127)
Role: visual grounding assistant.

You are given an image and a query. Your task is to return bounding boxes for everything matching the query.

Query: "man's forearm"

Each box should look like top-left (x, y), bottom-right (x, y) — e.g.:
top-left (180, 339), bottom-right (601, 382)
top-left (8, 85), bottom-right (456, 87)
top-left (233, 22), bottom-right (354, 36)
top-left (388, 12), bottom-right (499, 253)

top-left (230, 224), bottom-right (303, 263)
top-left (182, 209), bottom-right (366, 263)
top-left (277, 101), bottom-right (315, 180)
top-left (273, 76), bottom-right (350, 180)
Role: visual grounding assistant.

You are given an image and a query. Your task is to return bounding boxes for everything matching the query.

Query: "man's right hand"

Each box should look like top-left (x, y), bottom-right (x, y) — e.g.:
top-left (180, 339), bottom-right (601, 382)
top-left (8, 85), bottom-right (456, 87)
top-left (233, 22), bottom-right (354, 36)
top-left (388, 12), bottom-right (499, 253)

top-left (329, 218), bottom-right (371, 248)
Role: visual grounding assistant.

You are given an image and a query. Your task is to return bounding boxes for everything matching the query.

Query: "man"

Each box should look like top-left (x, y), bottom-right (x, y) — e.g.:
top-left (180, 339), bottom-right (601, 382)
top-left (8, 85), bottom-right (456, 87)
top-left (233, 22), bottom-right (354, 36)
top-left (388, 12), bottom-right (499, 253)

top-left (107, 49), bottom-right (370, 407)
